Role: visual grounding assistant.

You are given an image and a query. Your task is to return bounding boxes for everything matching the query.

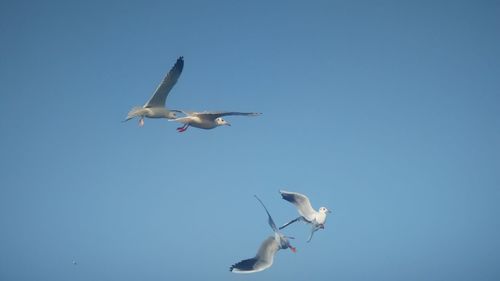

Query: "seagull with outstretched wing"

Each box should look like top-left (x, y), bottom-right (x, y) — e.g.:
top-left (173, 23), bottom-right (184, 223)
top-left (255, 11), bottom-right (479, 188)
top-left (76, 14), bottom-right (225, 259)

top-left (171, 111), bottom-right (261, 132)
top-left (124, 56), bottom-right (184, 126)
top-left (230, 195), bottom-right (296, 274)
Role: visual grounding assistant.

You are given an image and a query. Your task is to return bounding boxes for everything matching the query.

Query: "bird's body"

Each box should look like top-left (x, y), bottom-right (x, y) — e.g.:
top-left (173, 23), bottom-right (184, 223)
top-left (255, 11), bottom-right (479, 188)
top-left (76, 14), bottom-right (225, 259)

top-left (171, 111), bottom-right (261, 132)
top-left (126, 107), bottom-right (177, 120)
top-left (279, 190), bottom-right (331, 242)
top-left (172, 115), bottom-right (219, 130)
top-left (230, 196), bottom-right (296, 274)
top-left (124, 56), bottom-right (184, 126)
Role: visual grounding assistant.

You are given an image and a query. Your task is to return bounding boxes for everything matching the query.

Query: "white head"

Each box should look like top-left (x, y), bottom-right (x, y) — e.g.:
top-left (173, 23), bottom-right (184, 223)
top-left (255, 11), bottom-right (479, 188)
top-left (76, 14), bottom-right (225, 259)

top-left (215, 117), bottom-right (231, 126)
top-left (167, 111), bottom-right (178, 119)
top-left (319, 207), bottom-right (332, 214)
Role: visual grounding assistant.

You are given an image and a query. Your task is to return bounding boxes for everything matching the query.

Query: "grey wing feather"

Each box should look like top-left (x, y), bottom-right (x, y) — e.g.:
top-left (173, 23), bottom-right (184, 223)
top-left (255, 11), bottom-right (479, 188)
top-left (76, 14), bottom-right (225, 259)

top-left (280, 190), bottom-right (316, 221)
top-left (279, 217), bottom-right (304, 230)
top-left (254, 195), bottom-right (278, 233)
top-left (144, 56), bottom-right (184, 108)
top-left (195, 112), bottom-right (261, 119)
top-left (255, 236), bottom-right (279, 262)
top-left (230, 236), bottom-right (278, 273)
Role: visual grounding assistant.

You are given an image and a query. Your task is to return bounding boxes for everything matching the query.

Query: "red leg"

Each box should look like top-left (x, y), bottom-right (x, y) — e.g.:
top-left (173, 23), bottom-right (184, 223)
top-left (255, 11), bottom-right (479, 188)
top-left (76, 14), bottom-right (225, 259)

top-left (177, 124), bottom-right (189, 132)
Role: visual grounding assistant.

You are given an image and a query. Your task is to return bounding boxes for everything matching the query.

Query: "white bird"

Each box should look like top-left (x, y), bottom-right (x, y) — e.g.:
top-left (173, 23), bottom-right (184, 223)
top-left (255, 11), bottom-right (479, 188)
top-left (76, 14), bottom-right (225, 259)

top-left (124, 56), bottom-right (184, 126)
top-left (170, 111), bottom-right (261, 132)
top-left (279, 190), bottom-right (332, 242)
top-left (230, 195), bottom-right (296, 274)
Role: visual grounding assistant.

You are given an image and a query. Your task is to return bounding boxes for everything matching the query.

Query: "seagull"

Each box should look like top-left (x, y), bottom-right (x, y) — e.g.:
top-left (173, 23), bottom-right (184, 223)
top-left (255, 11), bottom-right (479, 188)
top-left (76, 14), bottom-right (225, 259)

top-left (230, 195), bottom-right (296, 274)
top-left (123, 56), bottom-right (184, 127)
top-left (279, 190), bottom-right (332, 242)
top-left (72, 259), bottom-right (77, 266)
top-left (170, 111), bottom-right (261, 132)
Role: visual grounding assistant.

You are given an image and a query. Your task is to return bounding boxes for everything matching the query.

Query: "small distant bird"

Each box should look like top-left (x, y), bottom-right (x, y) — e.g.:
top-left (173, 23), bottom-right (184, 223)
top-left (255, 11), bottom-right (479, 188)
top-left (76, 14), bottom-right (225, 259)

top-left (170, 111), bottom-right (261, 132)
top-left (279, 190), bottom-right (332, 242)
top-left (124, 56), bottom-right (184, 126)
top-left (230, 195), bottom-right (296, 274)
top-left (72, 260), bottom-right (77, 266)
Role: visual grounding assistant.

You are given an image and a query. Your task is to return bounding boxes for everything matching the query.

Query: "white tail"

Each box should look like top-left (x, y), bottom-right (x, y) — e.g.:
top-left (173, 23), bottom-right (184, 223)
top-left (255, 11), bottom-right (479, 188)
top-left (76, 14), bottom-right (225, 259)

top-left (124, 106), bottom-right (144, 122)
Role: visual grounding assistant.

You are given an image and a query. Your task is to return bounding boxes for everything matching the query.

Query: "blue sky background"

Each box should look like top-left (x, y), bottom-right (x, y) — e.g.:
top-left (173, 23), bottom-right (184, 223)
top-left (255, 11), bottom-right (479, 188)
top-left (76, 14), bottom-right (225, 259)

top-left (1, 0), bottom-right (499, 280)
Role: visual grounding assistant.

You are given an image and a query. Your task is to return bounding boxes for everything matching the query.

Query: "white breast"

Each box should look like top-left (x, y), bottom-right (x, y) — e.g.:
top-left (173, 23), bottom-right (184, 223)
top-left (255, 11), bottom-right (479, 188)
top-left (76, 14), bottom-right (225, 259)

top-left (315, 212), bottom-right (327, 225)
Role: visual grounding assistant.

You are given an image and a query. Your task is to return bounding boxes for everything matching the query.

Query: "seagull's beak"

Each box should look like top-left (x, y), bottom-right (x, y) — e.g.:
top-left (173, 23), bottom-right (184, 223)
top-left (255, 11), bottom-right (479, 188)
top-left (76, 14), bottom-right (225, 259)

top-left (327, 209), bottom-right (332, 214)
top-left (290, 246), bottom-right (297, 253)
top-left (226, 122), bottom-right (231, 126)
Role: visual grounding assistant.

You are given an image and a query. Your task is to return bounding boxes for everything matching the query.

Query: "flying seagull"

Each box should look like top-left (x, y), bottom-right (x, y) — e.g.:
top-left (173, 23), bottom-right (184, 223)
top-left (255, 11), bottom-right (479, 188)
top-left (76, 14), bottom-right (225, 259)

top-left (171, 111), bottom-right (261, 132)
top-left (124, 56), bottom-right (184, 126)
top-left (279, 190), bottom-right (332, 242)
top-left (230, 195), bottom-right (296, 274)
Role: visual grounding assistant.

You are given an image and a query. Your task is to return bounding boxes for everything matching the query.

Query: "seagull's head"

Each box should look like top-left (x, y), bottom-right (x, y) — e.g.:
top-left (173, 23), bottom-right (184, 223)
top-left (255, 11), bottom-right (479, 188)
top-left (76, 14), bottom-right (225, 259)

top-left (168, 111), bottom-right (178, 119)
top-left (215, 117), bottom-right (231, 126)
top-left (319, 207), bottom-right (332, 214)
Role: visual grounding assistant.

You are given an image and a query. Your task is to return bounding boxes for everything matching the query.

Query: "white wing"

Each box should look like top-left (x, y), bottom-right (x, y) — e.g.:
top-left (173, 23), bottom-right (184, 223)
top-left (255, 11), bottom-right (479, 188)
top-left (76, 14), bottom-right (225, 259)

top-left (144, 56), bottom-right (184, 108)
top-left (280, 190), bottom-right (316, 222)
top-left (230, 236), bottom-right (279, 274)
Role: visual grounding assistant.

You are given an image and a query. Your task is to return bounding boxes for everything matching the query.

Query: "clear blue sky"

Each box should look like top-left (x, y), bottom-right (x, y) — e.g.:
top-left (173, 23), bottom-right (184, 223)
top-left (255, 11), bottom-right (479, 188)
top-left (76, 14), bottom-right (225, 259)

top-left (1, 0), bottom-right (499, 280)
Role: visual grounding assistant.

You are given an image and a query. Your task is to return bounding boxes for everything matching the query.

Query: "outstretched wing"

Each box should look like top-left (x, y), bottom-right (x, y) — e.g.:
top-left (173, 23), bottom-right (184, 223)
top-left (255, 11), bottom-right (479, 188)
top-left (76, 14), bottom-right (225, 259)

top-left (280, 190), bottom-right (316, 222)
top-left (230, 236), bottom-right (278, 274)
top-left (254, 195), bottom-right (278, 233)
top-left (279, 217), bottom-right (305, 230)
top-left (144, 56), bottom-right (184, 108)
top-left (194, 112), bottom-right (261, 119)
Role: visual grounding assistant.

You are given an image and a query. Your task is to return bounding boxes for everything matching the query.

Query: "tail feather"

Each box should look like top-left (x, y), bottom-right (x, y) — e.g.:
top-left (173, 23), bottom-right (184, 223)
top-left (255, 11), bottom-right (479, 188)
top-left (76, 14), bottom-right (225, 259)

top-left (124, 106), bottom-right (144, 122)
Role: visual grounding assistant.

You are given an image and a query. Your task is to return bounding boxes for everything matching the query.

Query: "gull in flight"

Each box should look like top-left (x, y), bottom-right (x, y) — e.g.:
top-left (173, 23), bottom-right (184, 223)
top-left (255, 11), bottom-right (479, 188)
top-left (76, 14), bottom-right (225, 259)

top-left (230, 195), bottom-right (296, 274)
top-left (171, 111), bottom-right (261, 132)
top-left (279, 190), bottom-right (332, 242)
top-left (124, 56), bottom-right (184, 126)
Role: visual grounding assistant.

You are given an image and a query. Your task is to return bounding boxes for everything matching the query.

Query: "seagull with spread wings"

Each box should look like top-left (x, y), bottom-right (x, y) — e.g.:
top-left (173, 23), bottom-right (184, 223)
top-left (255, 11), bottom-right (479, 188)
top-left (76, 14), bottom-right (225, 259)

top-left (279, 190), bottom-right (332, 242)
top-left (124, 56), bottom-right (184, 127)
top-left (230, 195), bottom-right (296, 274)
top-left (170, 111), bottom-right (261, 132)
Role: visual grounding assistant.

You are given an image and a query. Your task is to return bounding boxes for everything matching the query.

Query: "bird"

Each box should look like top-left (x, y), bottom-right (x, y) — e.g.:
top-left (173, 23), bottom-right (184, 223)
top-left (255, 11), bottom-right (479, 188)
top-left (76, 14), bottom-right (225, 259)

top-left (72, 259), bottom-right (77, 266)
top-left (279, 190), bottom-right (332, 242)
top-left (170, 111), bottom-right (261, 132)
top-left (123, 56), bottom-right (184, 126)
top-left (230, 195), bottom-right (296, 274)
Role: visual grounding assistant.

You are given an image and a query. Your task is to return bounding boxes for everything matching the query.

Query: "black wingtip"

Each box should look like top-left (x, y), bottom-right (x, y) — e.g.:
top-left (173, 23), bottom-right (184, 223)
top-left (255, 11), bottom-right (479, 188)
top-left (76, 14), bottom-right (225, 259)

top-left (230, 258), bottom-right (258, 272)
top-left (174, 56), bottom-right (184, 72)
top-left (280, 192), bottom-right (295, 203)
top-left (279, 189), bottom-right (286, 199)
